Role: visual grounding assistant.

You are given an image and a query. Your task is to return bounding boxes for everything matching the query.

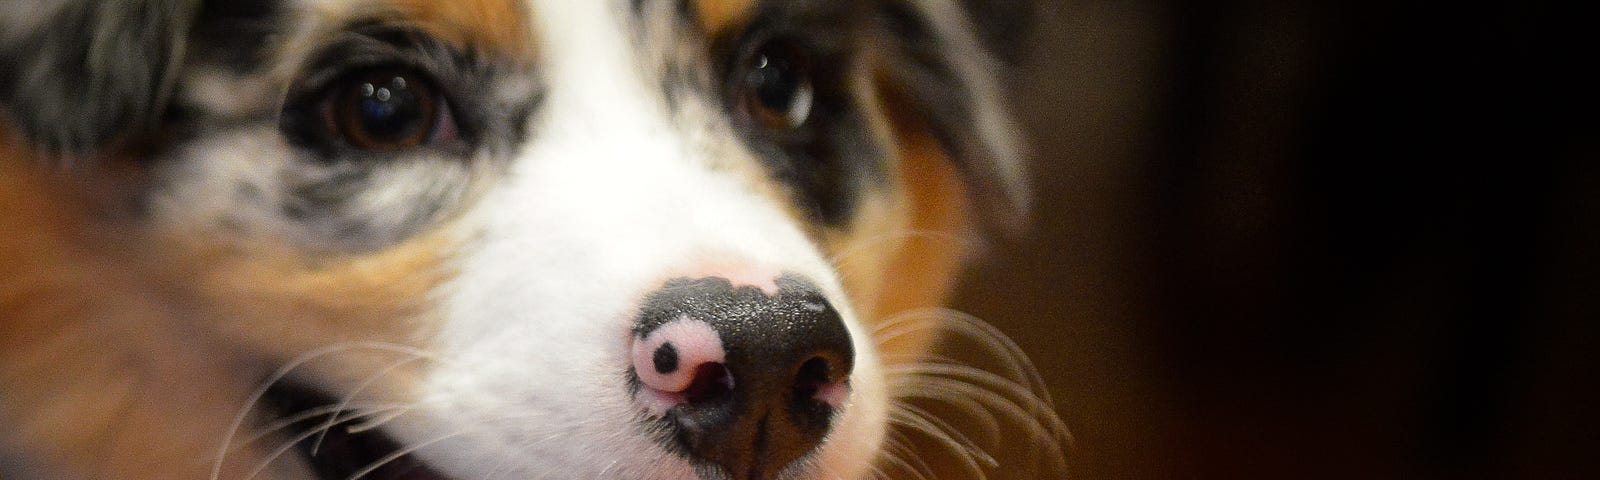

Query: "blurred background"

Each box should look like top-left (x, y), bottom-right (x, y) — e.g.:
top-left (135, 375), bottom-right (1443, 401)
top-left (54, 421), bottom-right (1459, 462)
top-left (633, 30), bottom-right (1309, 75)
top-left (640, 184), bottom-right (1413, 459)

top-left (950, 0), bottom-right (1594, 478)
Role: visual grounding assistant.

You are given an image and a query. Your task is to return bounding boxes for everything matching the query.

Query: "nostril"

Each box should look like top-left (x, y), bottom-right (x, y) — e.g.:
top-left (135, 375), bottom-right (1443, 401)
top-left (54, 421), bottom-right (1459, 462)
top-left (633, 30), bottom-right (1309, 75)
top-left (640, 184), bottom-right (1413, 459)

top-left (683, 362), bottom-right (734, 404)
top-left (794, 355), bottom-right (851, 412)
top-left (632, 273), bottom-right (854, 478)
top-left (794, 356), bottom-right (832, 397)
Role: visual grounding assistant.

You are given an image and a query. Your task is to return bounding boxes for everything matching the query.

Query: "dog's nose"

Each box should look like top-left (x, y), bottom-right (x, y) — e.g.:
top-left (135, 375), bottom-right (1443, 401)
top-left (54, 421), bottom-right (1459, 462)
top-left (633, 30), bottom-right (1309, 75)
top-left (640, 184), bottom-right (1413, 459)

top-left (631, 273), bottom-right (853, 479)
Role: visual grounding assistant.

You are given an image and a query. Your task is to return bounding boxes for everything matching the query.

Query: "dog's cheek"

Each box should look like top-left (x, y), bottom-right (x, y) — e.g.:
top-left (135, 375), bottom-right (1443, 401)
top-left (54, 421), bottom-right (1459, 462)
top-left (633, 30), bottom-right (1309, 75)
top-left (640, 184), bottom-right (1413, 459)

top-left (139, 138), bottom-right (461, 391)
top-left (885, 128), bottom-right (974, 316)
top-left (826, 86), bottom-right (977, 365)
top-left (0, 146), bottom-right (301, 480)
top-left (156, 228), bottom-right (456, 382)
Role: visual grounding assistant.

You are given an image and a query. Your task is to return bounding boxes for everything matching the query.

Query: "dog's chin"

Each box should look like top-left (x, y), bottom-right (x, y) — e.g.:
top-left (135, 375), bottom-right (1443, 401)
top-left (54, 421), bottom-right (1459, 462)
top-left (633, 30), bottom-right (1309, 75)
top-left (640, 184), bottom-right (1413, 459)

top-left (262, 382), bottom-right (855, 480)
top-left (293, 425), bottom-right (451, 480)
top-left (262, 382), bottom-right (451, 480)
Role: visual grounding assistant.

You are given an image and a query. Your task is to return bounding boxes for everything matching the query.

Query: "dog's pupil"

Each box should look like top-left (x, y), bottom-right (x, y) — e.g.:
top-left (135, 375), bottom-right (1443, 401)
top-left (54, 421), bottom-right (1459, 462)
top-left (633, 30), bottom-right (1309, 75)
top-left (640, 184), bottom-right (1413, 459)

top-left (751, 55), bottom-right (796, 110)
top-left (359, 78), bottom-right (417, 137)
top-left (337, 71), bottom-right (434, 150)
top-left (744, 41), bottom-right (813, 129)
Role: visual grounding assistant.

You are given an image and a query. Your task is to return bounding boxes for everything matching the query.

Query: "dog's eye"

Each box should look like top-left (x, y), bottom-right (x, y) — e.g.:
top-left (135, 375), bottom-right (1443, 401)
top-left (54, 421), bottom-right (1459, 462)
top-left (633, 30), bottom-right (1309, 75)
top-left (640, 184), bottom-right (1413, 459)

top-left (326, 69), bottom-right (452, 151)
top-left (739, 39), bottom-right (815, 130)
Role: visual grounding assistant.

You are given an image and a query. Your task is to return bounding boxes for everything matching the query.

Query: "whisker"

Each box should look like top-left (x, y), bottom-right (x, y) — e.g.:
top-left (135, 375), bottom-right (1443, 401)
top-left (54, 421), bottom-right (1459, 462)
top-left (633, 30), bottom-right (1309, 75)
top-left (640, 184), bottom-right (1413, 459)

top-left (593, 459), bottom-right (621, 480)
top-left (891, 363), bottom-right (1065, 424)
top-left (237, 403), bottom-right (407, 452)
top-left (890, 401), bottom-right (997, 467)
top-left (892, 373), bottom-right (1070, 472)
top-left (238, 396), bottom-right (428, 480)
top-left (876, 308), bottom-right (1050, 398)
top-left (872, 306), bottom-right (1071, 479)
top-left (887, 408), bottom-right (989, 480)
top-left (887, 428), bottom-right (940, 480)
top-left (310, 354), bottom-right (430, 454)
top-left (344, 431), bottom-right (466, 480)
top-left (874, 431), bottom-right (935, 480)
top-left (211, 341), bottom-right (441, 480)
top-left (343, 405), bottom-right (417, 434)
top-left (866, 462), bottom-right (888, 480)
top-left (885, 363), bottom-right (1007, 443)
top-left (919, 309), bottom-right (1053, 399)
top-left (243, 419), bottom-right (350, 480)
top-left (892, 365), bottom-right (1070, 441)
top-left (876, 309), bottom-right (1067, 441)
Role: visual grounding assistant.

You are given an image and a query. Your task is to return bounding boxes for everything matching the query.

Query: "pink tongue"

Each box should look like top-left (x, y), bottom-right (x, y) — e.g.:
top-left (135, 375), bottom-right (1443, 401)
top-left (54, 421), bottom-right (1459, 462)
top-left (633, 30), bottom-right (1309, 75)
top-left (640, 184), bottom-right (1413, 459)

top-left (632, 317), bottom-right (726, 393)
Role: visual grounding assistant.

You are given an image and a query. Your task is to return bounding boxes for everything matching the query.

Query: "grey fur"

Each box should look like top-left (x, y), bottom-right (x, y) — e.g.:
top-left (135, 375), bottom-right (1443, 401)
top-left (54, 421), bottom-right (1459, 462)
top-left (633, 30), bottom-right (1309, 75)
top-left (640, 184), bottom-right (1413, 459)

top-left (876, 0), bottom-right (1035, 234)
top-left (0, 0), bottom-right (200, 155)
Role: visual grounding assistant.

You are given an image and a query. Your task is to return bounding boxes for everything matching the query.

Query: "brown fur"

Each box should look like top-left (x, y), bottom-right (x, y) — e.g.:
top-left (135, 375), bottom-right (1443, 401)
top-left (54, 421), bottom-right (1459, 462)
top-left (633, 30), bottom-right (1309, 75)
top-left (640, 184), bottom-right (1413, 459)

top-left (156, 231), bottom-right (455, 391)
top-left (830, 75), bottom-right (978, 359)
top-left (693, 0), bottom-right (755, 35)
top-left (388, 0), bottom-right (534, 56)
top-left (0, 126), bottom-right (453, 477)
top-left (0, 3), bottom-right (1012, 475)
top-left (870, 112), bottom-right (974, 322)
top-left (0, 134), bottom-right (261, 478)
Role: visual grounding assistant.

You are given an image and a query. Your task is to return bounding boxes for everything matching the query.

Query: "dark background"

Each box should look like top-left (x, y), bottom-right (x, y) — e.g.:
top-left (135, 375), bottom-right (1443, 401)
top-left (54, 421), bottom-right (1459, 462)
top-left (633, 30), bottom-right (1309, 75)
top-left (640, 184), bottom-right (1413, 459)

top-left (950, 1), bottom-right (1596, 478)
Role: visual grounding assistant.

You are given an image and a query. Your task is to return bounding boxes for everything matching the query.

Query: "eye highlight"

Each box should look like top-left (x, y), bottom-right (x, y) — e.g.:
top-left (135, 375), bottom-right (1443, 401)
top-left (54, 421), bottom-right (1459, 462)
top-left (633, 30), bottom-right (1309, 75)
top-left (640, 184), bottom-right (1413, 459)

top-left (324, 69), bottom-right (456, 152)
top-left (738, 39), bottom-right (815, 130)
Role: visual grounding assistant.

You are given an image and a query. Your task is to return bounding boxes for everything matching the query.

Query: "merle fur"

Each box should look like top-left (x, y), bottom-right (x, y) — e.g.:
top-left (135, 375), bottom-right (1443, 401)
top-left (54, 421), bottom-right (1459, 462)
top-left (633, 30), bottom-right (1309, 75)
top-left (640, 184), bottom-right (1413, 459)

top-left (665, 0), bottom-right (1037, 230)
top-left (0, 0), bottom-right (199, 155)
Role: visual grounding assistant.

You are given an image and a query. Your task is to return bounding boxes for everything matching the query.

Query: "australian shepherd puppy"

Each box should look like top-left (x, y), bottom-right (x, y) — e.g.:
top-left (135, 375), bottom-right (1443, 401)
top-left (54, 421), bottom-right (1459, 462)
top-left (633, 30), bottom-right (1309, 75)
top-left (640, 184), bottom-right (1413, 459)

top-left (0, 1), bottom-right (1066, 479)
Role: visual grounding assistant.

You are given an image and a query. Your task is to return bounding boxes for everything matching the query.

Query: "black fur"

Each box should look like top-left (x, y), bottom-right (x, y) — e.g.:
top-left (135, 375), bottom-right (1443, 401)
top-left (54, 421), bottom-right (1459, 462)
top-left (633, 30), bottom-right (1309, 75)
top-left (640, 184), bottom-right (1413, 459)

top-left (713, 2), bottom-right (888, 229)
top-left (873, 0), bottom-right (1034, 233)
top-left (700, 0), bottom-right (1036, 232)
top-left (652, 0), bottom-right (1032, 231)
top-left (188, 0), bottom-right (286, 75)
top-left (0, 0), bottom-right (200, 155)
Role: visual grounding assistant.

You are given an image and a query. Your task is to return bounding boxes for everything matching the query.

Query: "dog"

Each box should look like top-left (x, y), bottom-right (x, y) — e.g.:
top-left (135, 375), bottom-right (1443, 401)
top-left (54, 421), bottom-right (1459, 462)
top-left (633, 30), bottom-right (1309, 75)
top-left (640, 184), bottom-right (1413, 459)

top-left (0, 1), bottom-right (1066, 478)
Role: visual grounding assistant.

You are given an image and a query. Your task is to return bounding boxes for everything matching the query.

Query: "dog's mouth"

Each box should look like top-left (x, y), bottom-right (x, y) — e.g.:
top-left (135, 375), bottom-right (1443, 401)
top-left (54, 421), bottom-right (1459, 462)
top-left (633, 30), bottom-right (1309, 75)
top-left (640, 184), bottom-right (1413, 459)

top-left (262, 382), bottom-right (451, 480)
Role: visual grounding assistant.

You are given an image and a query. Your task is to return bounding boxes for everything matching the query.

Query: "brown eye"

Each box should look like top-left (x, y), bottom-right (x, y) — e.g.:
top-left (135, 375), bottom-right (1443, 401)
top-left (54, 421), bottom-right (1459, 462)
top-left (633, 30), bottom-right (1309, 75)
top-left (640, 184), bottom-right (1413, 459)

top-left (740, 39), bottom-right (815, 130)
top-left (330, 69), bottom-right (446, 151)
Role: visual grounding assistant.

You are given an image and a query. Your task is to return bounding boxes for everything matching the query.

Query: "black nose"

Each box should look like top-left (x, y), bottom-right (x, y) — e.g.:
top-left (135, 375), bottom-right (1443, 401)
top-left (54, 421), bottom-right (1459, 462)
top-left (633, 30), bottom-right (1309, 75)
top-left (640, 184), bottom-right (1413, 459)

top-left (632, 274), bottom-right (854, 480)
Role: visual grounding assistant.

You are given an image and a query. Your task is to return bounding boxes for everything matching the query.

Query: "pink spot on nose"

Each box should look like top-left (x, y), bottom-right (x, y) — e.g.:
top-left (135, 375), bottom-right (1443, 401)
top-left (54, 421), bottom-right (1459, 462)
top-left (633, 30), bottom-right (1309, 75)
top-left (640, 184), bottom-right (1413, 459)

top-left (696, 264), bottom-right (782, 296)
top-left (632, 317), bottom-right (726, 414)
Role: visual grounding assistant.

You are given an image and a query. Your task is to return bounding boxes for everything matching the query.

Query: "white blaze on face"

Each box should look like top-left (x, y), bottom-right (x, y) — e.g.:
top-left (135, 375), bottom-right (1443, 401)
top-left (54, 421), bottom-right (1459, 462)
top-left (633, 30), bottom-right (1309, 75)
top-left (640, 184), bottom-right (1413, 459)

top-left (393, 1), bottom-right (887, 479)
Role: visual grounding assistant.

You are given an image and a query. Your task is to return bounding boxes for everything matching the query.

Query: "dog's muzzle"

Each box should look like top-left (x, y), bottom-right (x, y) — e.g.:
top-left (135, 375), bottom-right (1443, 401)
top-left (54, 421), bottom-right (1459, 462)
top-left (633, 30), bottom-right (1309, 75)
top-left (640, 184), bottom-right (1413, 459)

top-left (630, 273), bottom-right (854, 480)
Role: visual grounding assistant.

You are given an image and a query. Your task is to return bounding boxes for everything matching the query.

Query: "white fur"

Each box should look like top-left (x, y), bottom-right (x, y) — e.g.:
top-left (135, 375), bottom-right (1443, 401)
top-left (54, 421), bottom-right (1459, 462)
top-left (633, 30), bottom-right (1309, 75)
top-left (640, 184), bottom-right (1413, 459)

top-left (380, 2), bottom-right (889, 479)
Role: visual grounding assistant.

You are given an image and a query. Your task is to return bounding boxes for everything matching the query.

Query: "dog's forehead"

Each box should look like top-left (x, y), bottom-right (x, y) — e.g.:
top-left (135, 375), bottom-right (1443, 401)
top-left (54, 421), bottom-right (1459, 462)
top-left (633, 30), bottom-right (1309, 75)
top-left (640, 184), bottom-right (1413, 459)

top-left (297, 0), bottom-right (534, 53)
top-left (292, 0), bottom-right (761, 48)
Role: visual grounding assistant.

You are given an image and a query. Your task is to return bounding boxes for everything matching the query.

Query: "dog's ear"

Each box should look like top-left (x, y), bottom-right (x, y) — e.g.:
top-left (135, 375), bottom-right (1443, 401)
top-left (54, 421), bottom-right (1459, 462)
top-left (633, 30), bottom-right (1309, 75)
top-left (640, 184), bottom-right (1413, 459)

top-left (959, 0), bottom-right (1039, 66)
top-left (0, 0), bottom-right (201, 157)
top-left (874, 0), bottom-right (1037, 235)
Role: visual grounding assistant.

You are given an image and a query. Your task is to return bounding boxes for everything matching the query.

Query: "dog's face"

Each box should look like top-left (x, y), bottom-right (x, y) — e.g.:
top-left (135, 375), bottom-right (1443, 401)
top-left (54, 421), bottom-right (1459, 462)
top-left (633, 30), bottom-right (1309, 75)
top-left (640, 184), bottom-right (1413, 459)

top-left (0, 1), bottom-right (1059, 479)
